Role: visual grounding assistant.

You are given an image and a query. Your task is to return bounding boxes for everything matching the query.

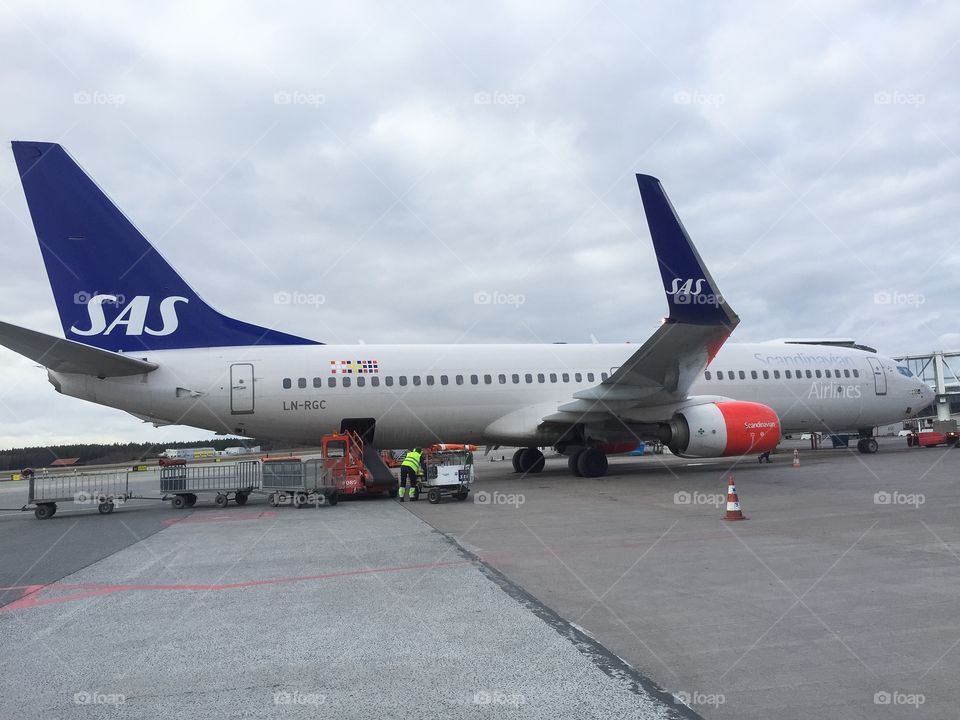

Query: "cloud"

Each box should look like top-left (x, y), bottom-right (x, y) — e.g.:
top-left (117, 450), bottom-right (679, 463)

top-left (0, 0), bottom-right (957, 445)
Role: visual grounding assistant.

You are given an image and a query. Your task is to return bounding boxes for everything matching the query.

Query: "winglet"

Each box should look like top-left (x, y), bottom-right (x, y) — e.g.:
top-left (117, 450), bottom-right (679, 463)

top-left (635, 174), bottom-right (738, 329)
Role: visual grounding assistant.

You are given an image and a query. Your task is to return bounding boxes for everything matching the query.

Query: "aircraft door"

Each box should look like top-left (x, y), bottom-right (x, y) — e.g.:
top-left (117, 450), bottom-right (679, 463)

top-left (230, 363), bottom-right (255, 414)
top-left (866, 358), bottom-right (887, 395)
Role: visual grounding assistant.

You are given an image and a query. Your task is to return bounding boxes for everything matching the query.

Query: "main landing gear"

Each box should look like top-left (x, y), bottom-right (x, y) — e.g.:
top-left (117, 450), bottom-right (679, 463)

top-left (510, 445), bottom-right (610, 478)
top-left (511, 447), bottom-right (545, 474)
top-left (567, 447), bottom-right (608, 478)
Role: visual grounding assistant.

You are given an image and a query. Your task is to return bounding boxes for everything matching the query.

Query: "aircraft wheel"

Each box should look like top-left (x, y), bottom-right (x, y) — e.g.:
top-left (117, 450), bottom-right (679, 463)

top-left (511, 449), bottom-right (525, 473)
top-left (863, 438), bottom-right (879, 454)
top-left (577, 448), bottom-right (608, 478)
top-left (568, 450), bottom-right (584, 477)
top-left (519, 448), bottom-right (545, 474)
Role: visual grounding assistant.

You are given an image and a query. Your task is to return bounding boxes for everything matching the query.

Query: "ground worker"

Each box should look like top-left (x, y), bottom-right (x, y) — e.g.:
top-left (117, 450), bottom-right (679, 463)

top-left (399, 448), bottom-right (423, 502)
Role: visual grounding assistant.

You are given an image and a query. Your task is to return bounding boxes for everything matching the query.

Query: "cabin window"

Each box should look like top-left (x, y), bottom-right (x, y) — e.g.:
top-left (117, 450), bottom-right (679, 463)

top-left (537, 373), bottom-right (545, 383)
top-left (575, 372), bottom-right (582, 382)
top-left (824, 370), bottom-right (831, 378)
top-left (298, 378), bottom-right (307, 389)
top-left (762, 370), bottom-right (769, 379)
top-left (342, 377), bottom-right (351, 387)
top-left (328, 377), bottom-right (336, 388)
top-left (412, 376), bottom-right (421, 386)
top-left (283, 378), bottom-right (292, 389)
top-left (785, 370), bottom-right (792, 379)
top-left (751, 370), bottom-right (758, 379)
top-left (357, 376), bottom-right (366, 387)
top-left (815, 370), bottom-right (822, 378)
top-left (549, 373), bottom-right (558, 383)
top-left (440, 375), bottom-right (448, 386)
top-left (456, 375), bottom-right (464, 385)
top-left (844, 369), bottom-right (851, 378)
top-left (601, 372), bottom-right (609, 381)
top-left (512, 374), bottom-right (520, 384)
top-left (371, 377), bottom-right (380, 387)
top-left (806, 370), bottom-right (813, 378)
top-left (426, 376), bottom-right (435, 386)
top-left (587, 372), bottom-right (595, 382)
top-left (525, 373), bottom-right (533, 383)
top-left (484, 374), bottom-right (492, 385)
top-left (385, 376), bottom-right (394, 387)
top-left (470, 374), bottom-right (479, 385)
top-left (312, 377), bottom-right (322, 388)
top-left (398, 376), bottom-right (407, 386)
top-left (705, 371), bottom-right (712, 380)
top-left (738, 371), bottom-right (746, 380)
top-left (561, 372), bottom-right (570, 382)
top-left (853, 369), bottom-right (860, 378)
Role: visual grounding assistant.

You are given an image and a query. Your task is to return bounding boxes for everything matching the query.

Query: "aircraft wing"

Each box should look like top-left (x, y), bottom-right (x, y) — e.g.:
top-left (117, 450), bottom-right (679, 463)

top-left (0, 320), bottom-right (158, 377)
top-left (548, 174), bottom-right (738, 422)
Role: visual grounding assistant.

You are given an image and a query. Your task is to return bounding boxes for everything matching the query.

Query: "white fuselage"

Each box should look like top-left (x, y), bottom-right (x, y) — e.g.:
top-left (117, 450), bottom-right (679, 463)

top-left (49, 340), bottom-right (932, 448)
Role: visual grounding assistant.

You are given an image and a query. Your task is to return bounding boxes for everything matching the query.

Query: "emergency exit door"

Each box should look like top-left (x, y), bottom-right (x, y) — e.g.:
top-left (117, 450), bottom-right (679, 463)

top-left (230, 363), bottom-right (255, 414)
top-left (866, 358), bottom-right (887, 395)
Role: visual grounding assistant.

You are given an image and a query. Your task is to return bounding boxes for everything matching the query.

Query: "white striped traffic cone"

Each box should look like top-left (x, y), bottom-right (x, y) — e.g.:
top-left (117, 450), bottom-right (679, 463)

top-left (723, 476), bottom-right (746, 521)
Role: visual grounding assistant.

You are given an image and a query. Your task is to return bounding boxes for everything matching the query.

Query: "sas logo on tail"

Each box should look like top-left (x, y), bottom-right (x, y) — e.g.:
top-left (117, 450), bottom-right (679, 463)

top-left (70, 294), bottom-right (188, 337)
top-left (668, 278), bottom-right (706, 296)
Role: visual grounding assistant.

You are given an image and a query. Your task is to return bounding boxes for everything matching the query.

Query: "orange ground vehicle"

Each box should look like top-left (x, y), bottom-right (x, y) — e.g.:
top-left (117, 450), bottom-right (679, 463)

top-left (321, 431), bottom-right (398, 497)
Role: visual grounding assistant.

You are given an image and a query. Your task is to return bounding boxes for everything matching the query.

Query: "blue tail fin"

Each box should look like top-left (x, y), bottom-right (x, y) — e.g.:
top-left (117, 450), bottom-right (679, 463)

top-left (635, 174), bottom-right (738, 328)
top-left (12, 141), bottom-right (319, 352)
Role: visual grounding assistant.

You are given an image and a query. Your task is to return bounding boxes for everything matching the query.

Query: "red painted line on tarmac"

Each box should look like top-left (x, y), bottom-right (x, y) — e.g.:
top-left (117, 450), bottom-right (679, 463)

top-left (162, 510), bottom-right (278, 525)
top-left (0, 559), bottom-right (471, 612)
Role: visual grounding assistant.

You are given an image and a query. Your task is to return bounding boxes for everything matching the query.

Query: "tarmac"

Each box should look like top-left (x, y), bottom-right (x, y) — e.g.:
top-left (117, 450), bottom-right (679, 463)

top-left (1, 438), bottom-right (957, 719)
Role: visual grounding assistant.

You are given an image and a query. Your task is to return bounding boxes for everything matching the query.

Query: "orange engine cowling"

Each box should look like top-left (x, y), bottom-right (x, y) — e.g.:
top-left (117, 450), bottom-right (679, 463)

top-left (666, 401), bottom-right (780, 458)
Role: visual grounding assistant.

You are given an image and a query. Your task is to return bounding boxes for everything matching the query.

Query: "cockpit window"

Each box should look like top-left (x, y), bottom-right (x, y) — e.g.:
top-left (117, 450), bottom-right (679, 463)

top-left (897, 366), bottom-right (913, 377)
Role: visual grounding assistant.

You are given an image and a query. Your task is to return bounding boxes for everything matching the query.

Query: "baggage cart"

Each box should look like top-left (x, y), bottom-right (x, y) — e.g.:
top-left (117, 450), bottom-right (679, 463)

top-left (161, 460), bottom-right (260, 509)
top-left (262, 457), bottom-right (338, 508)
top-left (21, 468), bottom-right (132, 519)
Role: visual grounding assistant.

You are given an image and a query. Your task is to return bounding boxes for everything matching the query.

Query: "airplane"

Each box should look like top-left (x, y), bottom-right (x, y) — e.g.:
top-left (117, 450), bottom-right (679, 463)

top-left (0, 141), bottom-right (933, 478)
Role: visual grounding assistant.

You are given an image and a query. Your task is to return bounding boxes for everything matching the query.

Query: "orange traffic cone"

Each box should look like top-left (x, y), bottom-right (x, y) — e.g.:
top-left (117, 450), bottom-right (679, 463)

top-left (723, 476), bottom-right (747, 521)
top-left (792, 449), bottom-right (800, 468)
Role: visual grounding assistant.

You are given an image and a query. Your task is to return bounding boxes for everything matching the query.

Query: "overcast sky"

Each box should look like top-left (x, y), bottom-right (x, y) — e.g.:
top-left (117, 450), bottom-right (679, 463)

top-left (0, 0), bottom-right (957, 448)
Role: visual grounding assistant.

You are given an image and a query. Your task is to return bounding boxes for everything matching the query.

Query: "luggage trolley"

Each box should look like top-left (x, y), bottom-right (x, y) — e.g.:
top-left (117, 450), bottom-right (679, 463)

top-left (161, 460), bottom-right (260, 509)
top-left (22, 468), bottom-right (132, 519)
top-left (262, 457), bottom-right (339, 508)
top-left (418, 449), bottom-right (473, 504)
